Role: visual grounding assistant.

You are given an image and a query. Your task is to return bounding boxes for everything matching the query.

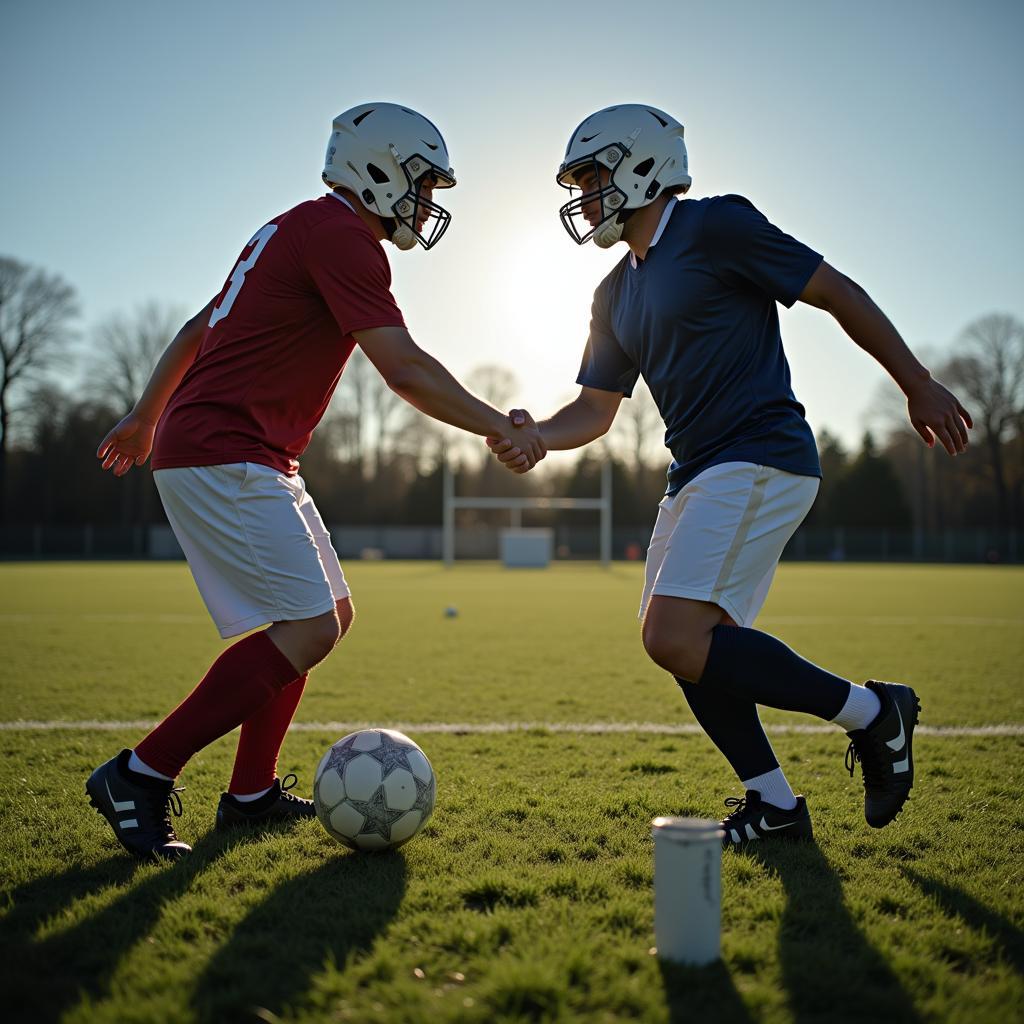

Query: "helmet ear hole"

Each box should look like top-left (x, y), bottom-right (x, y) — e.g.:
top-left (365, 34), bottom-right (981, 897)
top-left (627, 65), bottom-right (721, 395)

top-left (366, 163), bottom-right (390, 184)
top-left (633, 157), bottom-right (655, 177)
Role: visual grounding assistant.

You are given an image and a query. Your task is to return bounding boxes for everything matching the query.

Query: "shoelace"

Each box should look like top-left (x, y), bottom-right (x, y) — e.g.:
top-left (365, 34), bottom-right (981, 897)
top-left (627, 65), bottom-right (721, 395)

top-left (845, 736), bottom-right (890, 788)
top-left (722, 795), bottom-right (749, 827)
top-left (141, 786), bottom-right (185, 833)
top-left (278, 774), bottom-right (310, 805)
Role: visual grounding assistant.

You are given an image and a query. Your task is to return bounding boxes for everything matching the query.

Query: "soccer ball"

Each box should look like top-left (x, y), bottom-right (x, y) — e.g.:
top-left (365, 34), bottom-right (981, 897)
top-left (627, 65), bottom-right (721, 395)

top-left (313, 729), bottom-right (436, 851)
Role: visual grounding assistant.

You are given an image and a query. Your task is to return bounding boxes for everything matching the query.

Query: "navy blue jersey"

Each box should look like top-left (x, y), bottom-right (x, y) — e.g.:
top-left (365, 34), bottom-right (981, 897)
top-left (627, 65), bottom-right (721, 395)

top-left (577, 195), bottom-right (823, 493)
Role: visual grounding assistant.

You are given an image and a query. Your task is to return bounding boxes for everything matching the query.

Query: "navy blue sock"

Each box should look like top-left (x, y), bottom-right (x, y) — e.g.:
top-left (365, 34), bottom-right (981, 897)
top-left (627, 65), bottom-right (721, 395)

top-left (677, 678), bottom-right (779, 780)
top-left (699, 625), bottom-right (851, 720)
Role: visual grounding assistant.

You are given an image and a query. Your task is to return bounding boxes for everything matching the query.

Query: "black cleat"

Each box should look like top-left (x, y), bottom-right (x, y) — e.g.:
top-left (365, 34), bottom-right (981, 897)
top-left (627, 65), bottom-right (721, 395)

top-left (719, 790), bottom-right (814, 848)
top-left (215, 774), bottom-right (316, 830)
top-left (86, 749), bottom-right (191, 861)
top-left (845, 680), bottom-right (921, 828)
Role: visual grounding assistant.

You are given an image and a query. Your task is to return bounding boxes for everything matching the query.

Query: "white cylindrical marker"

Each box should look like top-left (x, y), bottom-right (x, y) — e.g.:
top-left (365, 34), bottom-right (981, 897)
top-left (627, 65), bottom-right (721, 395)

top-left (651, 816), bottom-right (724, 965)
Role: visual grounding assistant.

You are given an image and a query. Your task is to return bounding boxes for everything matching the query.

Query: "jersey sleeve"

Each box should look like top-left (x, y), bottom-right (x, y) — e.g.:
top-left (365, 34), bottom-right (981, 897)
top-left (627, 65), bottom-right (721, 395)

top-left (702, 195), bottom-right (823, 308)
top-left (575, 286), bottom-right (639, 397)
top-left (304, 219), bottom-right (407, 335)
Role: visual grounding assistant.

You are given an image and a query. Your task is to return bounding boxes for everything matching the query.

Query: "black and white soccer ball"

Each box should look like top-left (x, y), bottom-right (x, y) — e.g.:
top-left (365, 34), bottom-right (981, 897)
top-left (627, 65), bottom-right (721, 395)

top-left (313, 729), bottom-right (436, 851)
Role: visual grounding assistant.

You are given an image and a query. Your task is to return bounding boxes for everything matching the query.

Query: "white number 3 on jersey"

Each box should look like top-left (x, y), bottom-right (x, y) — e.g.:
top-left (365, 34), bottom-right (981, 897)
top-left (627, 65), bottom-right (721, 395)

top-left (208, 223), bottom-right (279, 328)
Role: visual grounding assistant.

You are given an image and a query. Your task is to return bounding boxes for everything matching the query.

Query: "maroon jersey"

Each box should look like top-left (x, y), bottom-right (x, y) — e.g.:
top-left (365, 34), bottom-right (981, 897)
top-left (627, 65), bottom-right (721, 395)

top-left (153, 195), bottom-right (405, 475)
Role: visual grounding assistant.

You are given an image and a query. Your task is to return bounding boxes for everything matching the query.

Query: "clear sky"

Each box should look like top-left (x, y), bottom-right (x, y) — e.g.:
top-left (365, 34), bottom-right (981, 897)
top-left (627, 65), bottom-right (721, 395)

top-left (2, 0), bottom-right (1022, 456)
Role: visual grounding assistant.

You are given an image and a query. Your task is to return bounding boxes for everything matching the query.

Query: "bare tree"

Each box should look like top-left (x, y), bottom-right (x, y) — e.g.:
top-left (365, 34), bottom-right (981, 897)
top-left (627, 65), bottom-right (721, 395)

top-left (333, 347), bottom-right (407, 477)
top-left (81, 302), bottom-right (190, 527)
top-left (0, 256), bottom-right (78, 519)
top-left (942, 313), bottom-right (1024, 529)
top-left (334, 347), bottom-right (370, 464)
top-left (443, 364), bottom-right (522, 466)
top-left (465, 364), bottom-right (519, 410)
top-left (607, 380), bottom-right (663, 472)
top-left (86, 302), bottom-right (188, 412)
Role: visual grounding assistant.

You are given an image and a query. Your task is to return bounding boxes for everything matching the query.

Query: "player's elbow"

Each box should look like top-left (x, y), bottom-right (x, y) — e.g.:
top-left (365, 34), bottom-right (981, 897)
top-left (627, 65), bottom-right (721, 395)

top-left (594, 412), bottom-right (618, 440)
top-left (822, 268), bottom-right (867, 317)
top-left (835, 271), bottom-right (869, 306)
top-left (381, 357), bottom-right (429, 395)
top-left (578, 399), bottom-right (619, 442)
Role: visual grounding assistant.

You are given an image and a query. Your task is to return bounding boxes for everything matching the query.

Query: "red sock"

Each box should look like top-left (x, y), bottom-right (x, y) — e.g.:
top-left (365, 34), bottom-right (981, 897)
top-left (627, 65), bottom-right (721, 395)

top-left (136, 631), bottom-right (300, 779)
top-left (228, 673), bottom-right (308, 794)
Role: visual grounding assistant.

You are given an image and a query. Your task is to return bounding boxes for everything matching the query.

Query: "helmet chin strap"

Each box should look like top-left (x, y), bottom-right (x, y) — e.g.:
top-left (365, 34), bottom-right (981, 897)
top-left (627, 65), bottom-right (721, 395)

top-left (593, 215), bottom-right (624, 249)
top-left (592, 200), bottom-right (640, 249)
top-left (380, 215), bottom-right (417, 251)
top-left (390, 224), bottom-right (417, 250)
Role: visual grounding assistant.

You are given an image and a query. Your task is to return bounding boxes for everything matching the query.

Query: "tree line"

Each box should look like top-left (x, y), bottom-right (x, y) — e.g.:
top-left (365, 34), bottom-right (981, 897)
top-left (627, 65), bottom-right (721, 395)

top-left (1, 254), bottom-right (1021, 539)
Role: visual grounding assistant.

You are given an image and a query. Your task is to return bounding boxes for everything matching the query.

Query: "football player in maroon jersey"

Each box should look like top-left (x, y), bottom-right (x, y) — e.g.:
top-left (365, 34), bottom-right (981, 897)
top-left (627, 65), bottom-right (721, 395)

top-left (89, 102), bottom-right (544, 860)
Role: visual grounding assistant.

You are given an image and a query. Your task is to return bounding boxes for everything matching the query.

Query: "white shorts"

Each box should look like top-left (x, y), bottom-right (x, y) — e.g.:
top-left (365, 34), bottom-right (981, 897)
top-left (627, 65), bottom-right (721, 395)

top-left (154, 462), bottom-right (350, 639)
top-left (639, 462), bottom-right (819, 627)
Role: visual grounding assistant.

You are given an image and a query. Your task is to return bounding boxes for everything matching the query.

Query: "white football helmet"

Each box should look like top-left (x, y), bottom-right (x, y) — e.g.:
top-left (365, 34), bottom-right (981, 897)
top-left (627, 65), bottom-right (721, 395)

top-left (557, 104), bottom-right (691, 248)
top-left (323, 102), bottom-right (456, 250)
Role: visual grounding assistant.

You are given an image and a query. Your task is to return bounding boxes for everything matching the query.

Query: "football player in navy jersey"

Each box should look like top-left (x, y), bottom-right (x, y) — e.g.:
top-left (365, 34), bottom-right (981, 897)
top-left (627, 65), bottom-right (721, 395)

top-left (490, 104), bottom-right (971, 846)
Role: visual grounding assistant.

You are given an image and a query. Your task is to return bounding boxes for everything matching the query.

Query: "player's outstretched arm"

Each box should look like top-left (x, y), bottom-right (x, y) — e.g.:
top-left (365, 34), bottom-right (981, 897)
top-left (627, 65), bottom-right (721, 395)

top-left (799, 262), bottom-right (973, 456)
top-left (487, 387), bottom-right (623, 473)
top-left (96, 298), bottom-right (217, 476)
top-left (353, 325), bottom-right (546, 467)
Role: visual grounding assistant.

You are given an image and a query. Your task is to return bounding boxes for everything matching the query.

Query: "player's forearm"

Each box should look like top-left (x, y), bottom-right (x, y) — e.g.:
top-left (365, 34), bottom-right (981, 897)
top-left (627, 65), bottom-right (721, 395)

top-left (132, 302), bottom-right (213, 423)
top-left (538, 399), bottom-right (612, 450)
top-left (389, 354), bottom-right (506, 436)
top-left (827, 277), bottom-right (931, 395)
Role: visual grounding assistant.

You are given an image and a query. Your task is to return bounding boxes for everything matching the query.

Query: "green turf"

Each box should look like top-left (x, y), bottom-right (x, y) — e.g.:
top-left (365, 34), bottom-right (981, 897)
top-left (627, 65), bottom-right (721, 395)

top-left (3, 562), bottom-right (1023, 725)
top-left (2, 562), bottom-right (1023, 1023)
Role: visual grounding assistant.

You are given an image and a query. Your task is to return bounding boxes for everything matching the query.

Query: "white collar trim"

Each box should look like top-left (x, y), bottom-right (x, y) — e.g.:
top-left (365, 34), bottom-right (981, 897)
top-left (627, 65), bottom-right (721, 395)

top-left (328, 192), bottom-right (356, 213)
top-left (629, 198), bottom-right (679, 269)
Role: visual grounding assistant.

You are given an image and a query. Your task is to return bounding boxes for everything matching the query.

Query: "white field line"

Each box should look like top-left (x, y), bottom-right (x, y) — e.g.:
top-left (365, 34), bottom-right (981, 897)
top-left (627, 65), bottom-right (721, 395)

top-left (0, 614), bottom-right (1021, 627)
top-left (1, 720), bottom-right (1022, 737)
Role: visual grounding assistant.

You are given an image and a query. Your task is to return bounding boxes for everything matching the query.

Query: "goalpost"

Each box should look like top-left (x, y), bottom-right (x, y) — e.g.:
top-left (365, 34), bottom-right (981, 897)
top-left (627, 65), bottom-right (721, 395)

top-left (442, 461), bottom-right (613, 567)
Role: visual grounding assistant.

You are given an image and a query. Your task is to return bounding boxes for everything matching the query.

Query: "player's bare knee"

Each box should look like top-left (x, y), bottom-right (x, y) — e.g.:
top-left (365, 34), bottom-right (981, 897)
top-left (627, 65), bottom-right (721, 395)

top-left (642, 623), bottom-right (690, 676)
top-left (282, 610), bottom-right (342, 670)
top-left (642, 618), bottom-right (710, 681)
top-left (310, 612), bottom-right (343, 661)
top-left (643, 597), bottom-right (724, 680)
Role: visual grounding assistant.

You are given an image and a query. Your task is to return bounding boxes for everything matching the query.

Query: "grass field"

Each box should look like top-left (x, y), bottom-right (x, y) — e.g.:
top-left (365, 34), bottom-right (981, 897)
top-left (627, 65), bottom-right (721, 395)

top-left (2, 562), bottom-right (1023, 1023)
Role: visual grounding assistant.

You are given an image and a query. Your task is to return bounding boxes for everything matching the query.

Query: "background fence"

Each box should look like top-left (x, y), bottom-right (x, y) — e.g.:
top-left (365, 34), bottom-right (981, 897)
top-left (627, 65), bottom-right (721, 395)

top-left (1, 524), bottom-right (1020, 564)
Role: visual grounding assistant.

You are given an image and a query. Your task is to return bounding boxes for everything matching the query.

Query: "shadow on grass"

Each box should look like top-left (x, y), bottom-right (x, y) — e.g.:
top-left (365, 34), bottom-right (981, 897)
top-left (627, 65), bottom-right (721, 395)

top-left (901, 866), bottom-right (1024, 973)
top-left (748, 842), bottom-right (922, 1024)
top-left (1, 828), bottom-right (252, 1024)
top-left (658, 958), bottom-right (756, 1024)
top-left (190, 849), bottom-right (406, 1023)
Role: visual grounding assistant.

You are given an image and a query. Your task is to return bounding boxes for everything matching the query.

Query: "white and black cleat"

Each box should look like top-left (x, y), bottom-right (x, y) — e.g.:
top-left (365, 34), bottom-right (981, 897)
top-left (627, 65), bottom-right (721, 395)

top-left (720, 790), bottom-right (814, 849)
top-left (86, 749), bottom-right (191, 861)
top-left (845, 680), bottom-right (921, 828)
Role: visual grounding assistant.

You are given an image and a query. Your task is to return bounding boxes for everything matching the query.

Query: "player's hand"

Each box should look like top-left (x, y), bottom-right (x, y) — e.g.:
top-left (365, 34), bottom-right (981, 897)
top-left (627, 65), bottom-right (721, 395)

top-left (97, 412), bottom-right (156, 476)
top-left (905, 377), bottom-right (973, 455)
top-left (486, 409), bottom-right (546, 473)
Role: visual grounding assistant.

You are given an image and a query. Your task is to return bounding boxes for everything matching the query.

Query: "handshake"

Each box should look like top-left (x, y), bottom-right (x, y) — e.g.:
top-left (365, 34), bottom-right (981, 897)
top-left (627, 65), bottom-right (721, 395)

top-left (486, 409), bottom-right (545, 474)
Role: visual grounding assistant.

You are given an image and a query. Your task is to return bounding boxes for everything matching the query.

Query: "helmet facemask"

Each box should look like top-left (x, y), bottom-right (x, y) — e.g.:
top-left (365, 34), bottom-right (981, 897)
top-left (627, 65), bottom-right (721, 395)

top-left (558, 147), bottom-right (632, 248)
top-left (384, 150), bottom-right (455, 251)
